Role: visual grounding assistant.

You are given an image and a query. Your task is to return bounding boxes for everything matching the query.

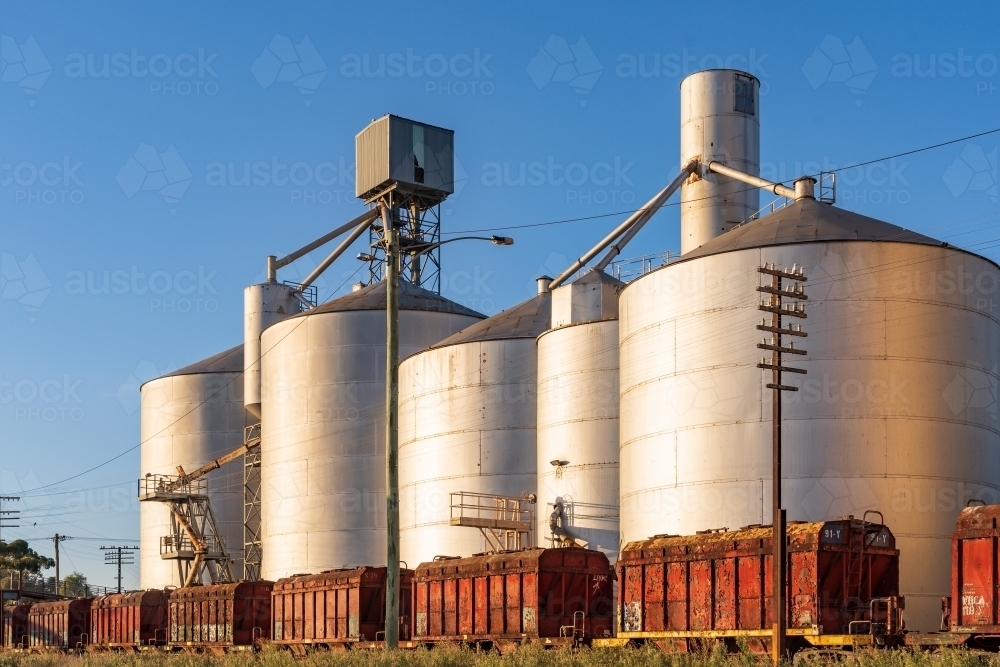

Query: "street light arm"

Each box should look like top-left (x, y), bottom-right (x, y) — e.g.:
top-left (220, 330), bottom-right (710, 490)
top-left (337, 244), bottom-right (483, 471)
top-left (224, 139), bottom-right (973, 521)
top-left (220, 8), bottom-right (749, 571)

top-left (402, 235), bottom-right (514, 257)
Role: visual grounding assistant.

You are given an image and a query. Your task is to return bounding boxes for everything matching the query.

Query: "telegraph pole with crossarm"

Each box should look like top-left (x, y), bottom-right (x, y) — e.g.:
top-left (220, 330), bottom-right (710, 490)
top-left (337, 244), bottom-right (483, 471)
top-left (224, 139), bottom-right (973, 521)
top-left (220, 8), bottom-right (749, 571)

top-left (0, 496), bottom-right (20, 541)
top-left (756, 262), bottom-right (808, 665)
top-left (101, 545), bottom-right (138, 594)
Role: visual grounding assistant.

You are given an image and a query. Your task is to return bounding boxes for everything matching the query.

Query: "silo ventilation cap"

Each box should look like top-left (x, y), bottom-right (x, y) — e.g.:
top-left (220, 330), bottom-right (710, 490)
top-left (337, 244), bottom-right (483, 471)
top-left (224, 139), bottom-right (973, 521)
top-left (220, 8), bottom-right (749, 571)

top-left (793, 177), bottom-right (817, 200)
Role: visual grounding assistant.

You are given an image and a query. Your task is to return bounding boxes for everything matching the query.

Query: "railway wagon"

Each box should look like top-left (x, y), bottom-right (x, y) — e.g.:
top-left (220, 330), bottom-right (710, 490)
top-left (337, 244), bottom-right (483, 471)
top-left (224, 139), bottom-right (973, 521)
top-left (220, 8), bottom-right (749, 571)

top-left (91, 589), bottom-right (170, 649)
top-left (27, 598), bottom-right (93, 650)
top-left (910, 503), bottom-right (1000, 650)
top-left (411, 547), bottom-right (614, 649)
top-left (272, 567), bottom-right (414, 652)
top-left (166, 581), bottom-right (272, 653)
top-left (3, 603), bottom-right (31, 648)
top-left (609, 516), bottom-right (902, 653)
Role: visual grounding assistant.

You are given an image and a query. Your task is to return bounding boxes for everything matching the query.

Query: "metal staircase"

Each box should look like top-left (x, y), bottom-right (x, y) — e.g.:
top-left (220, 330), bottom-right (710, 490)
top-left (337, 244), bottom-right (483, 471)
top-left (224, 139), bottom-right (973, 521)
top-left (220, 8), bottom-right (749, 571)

top-left (139, 426), bottom-right (262, 586)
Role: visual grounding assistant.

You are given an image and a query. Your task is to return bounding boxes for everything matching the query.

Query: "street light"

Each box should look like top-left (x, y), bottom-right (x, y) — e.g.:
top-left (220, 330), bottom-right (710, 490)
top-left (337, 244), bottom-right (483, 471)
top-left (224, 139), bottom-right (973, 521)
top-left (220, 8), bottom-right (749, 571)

top-left (359, 236), bottom-right (513, 265)
top-left (381, 214), bottom-right (513, 649)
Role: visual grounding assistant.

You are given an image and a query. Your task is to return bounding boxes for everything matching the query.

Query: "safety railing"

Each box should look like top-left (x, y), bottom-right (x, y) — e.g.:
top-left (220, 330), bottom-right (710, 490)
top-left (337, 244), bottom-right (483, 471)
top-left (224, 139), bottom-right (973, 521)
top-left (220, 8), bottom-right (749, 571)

top-left (610, 250), bottom-right (677, 282)
top-left (138, 474), bottom-right (207, 500)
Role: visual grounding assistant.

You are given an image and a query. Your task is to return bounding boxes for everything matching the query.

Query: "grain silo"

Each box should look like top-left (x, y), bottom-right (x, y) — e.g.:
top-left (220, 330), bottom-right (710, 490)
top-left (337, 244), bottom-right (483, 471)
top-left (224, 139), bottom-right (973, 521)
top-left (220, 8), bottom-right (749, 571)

top-left (618, 197), bottom-right (1000, 629)
top-left (398, 281), bottom-right (551, 566)
top-left (258, 280), bottom-right (482, 580)
top-left (139, 345), bottom-right (246, 588)
top-left (680, 69), bottom-right (760, 253)
top-left (536, 269), bottom-right (623, 561)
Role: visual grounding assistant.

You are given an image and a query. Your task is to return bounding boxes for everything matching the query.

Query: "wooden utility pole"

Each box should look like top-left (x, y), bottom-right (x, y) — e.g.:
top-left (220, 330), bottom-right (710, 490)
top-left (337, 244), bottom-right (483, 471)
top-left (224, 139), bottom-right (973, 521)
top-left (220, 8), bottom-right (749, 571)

top-left (0, 495), bottom-right (20, 541)
top-left (381, 200), bottom-right (401, 650)
top-left (101, 545), bottom-right (138, 594)
top-left (756, 263), bottom-right (807, 665)
top-left (51, 534), bottom-right (69, 595)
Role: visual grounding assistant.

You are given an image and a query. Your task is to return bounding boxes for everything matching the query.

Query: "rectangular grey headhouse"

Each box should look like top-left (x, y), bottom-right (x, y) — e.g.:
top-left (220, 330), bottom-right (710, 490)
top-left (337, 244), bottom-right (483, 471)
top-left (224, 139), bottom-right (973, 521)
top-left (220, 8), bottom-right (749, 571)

top-left (356, 115), bottom-right (455, 202)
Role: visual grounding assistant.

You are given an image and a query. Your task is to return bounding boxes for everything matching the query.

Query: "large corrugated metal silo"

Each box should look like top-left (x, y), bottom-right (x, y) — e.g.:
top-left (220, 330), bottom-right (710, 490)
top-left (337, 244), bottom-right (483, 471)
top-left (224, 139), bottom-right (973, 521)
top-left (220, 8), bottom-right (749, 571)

top-left (618, 197), bottom-right (1000, 629)
top-left (139, 345), bottom-right (246, 588)
top-left (259, 280), bottom-right (482, 580)
top-left (398, 289), bottom-right (551, 566)
top-left (536, 269), bottom-right (623, 561)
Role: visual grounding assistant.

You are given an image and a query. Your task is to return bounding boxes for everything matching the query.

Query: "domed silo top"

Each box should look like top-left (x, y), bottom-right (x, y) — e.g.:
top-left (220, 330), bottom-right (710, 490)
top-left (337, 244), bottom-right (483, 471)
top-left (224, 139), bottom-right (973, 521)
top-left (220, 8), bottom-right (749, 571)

top-left (430, 291), bottom-right (551, 348)
top-left (281, 279), bottom-right (484, 320)
top-left (676, 197), bottom-right (948, 264)
top-left (143, 344), bottom-right (244, 387)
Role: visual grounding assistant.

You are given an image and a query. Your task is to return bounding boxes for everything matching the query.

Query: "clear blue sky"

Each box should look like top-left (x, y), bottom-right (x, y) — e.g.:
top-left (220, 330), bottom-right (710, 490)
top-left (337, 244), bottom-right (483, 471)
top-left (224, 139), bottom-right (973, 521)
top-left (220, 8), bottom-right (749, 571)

top-left (2, 0), bottom-right (998, 589)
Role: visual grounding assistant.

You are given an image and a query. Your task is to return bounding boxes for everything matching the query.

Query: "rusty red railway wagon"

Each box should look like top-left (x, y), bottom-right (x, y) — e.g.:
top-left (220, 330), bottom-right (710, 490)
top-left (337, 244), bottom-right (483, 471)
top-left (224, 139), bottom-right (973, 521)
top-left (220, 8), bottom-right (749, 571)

top-left (946, 503), bottom-right (1000, 634)
top-left (913, 503), bottom-right (1000, 650)
top-left (90, 589), bottom-right (170, 649)
top-left (166, 581), bottom-right (272, 652)
top-left (410, 547), bottom-right (614, 649)
top-left (610, 517), bottom-right (902, 653)
top-left (2, 603), bottom-right (31, 648)
top-left (27, 598), bottom-right (93, 650)
top-left (272, 567), bottom-right (414, 652)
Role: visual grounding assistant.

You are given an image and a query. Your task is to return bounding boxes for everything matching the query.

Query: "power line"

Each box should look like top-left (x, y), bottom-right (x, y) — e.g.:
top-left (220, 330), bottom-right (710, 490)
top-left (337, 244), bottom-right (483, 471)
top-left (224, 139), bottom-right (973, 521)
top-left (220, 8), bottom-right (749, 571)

top-left (26, 264), bottom-right (367, 494)
top-left (445, 125), bottom-right (1000, 235)
top-left (20, 124), bottom-right (1000, 500)
top-left (818, 126), bottom-right (1000, 177)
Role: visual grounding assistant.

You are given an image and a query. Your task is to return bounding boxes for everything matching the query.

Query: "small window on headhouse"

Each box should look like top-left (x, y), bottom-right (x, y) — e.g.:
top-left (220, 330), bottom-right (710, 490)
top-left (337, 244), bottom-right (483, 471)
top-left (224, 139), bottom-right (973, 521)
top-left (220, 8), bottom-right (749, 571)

top-left (734, 74), bottom-right (755, 116)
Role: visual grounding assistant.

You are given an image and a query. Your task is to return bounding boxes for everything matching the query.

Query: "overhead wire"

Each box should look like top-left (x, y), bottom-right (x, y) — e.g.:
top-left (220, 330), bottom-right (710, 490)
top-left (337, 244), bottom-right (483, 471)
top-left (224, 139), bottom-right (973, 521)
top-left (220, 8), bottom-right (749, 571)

top-left (17, 124), bottom-right (1000, 504)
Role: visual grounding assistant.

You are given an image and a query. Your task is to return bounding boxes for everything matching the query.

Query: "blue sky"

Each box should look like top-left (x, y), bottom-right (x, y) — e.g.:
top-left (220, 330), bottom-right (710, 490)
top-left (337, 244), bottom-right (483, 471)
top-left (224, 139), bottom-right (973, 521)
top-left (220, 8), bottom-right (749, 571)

top-left (1, 1), bottom-right (998, 588)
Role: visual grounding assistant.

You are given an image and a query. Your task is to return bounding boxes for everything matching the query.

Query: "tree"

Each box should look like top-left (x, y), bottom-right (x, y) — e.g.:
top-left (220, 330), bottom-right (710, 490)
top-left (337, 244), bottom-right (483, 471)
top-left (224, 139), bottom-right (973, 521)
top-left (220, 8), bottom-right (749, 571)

top-left (0, 540), bottom-right (55, 591)
top-left (61, 572), bottom-right (88, 597)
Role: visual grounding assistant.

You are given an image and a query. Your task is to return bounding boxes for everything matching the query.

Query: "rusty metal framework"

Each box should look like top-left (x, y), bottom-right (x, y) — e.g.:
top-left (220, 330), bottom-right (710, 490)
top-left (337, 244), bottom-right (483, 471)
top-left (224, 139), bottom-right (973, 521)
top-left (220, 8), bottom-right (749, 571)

top-left (139, 423), bottom-right (263, 586)
top-left (365, 190), bottom-right (441, 293)
top-left (450, 491), bottom-right (536, 553)
top-left (140, 474), bottom-right (234, 586)
top-left (243, 422), bottom-right (263, 581)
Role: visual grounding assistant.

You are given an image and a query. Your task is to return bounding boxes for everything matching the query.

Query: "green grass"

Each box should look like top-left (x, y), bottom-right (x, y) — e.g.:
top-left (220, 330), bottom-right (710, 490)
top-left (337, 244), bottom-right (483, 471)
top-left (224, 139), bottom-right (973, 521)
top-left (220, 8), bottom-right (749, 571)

top-left (1, 646), bottom-right (999, 667)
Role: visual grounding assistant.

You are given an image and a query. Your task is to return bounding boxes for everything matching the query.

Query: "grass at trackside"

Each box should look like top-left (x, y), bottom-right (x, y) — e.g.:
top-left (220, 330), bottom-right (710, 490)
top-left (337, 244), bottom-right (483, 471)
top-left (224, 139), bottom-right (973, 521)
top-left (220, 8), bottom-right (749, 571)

top-left (1, 646), bottom-right (999, 667)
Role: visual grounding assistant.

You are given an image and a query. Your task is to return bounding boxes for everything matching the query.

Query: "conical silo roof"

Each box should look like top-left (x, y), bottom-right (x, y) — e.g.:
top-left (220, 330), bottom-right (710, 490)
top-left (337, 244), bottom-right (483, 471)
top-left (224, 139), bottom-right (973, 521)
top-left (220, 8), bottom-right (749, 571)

top-left (156, 344), bottom-right (244, 380)
top-left (285, 279), bottom-right (484, 319)
top-left (431, 291), bottom-right (551, 347)
top-left (677, 197), bottom-right (944, 264)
